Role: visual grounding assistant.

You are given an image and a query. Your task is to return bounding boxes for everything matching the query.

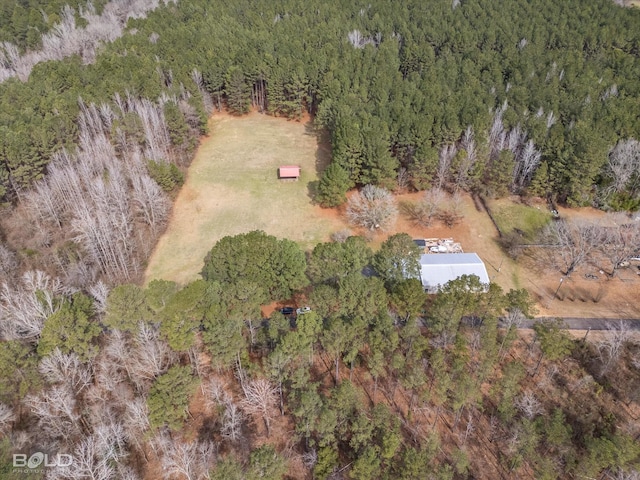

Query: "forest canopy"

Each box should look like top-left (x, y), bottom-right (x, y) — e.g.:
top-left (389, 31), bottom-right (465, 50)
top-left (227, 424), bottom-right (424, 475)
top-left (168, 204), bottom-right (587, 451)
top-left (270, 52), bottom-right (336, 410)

top-left (1, 1), bottom-right (640, 478)
top-left (2, 231), bottom-right (639, 479)
top-left (0, 0), bottom-right (639, 208)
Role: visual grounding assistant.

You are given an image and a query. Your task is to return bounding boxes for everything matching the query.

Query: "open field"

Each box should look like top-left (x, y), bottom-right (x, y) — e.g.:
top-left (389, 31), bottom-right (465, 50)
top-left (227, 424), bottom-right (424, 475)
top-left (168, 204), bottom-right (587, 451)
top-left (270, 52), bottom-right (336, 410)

top-left (144, 113), bottom-right (345, 285)
top-left (147, 114), bottom-right (640, 319)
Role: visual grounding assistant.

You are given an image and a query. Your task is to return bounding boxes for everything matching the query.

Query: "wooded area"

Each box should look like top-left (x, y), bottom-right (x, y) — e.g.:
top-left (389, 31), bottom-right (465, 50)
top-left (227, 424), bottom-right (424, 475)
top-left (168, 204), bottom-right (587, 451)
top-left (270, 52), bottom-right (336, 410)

top-left (1, 0), bottom-right (640, 207)
top-left (2, 231), bottom-right (639, 479)
top-left (1, 0), bottom-right (640, 478)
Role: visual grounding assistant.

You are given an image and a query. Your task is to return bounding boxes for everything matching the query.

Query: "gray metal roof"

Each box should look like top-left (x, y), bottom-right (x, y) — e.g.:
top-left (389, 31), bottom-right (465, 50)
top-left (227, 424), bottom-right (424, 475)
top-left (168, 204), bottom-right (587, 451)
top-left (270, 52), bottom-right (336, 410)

top-left (419, 253), bottom-right (490, 292)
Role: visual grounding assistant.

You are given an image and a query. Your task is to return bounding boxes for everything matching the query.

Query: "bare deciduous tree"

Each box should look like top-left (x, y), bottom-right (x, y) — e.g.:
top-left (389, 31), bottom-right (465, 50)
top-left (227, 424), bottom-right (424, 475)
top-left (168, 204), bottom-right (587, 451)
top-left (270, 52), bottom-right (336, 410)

top-left (120, 398), bottom-right (150, 455)
top-left (0, 270), bottom-right (63, 341)
top-left (512, 139), bottom-right (541, 192)
top-left (347, 30), bottom-right (374, 49)
top-left (0, 242), bottom-right (18, 278)
top-left (0, 0), bottom-right (168, 83)
top-left (462, 411), bottom-right (475, 445)
top-left (102, 324), bottom-right (176, 394)
top-left (597, 321), bottom-right (632, 374)
top-left (24, 385), bottom-right (81, 442)
top-left (489, 100), bottom-right (508, 160)
top-left (484, 100), bottom-right (543, 193)
top-left (437, 144), bottom-right (457, 188)
top-left (439, 191), bottom-right (464, 228)
top-left (605, 468), bottom-right (640, 480)
top-left (48, 424), bottom-right (128, 480)
top-left (116, 466), bottom-right (141, 480)
top-left (204, 378), bottom-right (244, 442)
top-left (221, 402), bottom-right (245, 442)
top-left (161, 439), bottom-right (217, 480)
top-left (454, 126), bottom-right (478, 189)
top-left (131, 170), bottom-right (170, 231)
top-left (597, 221), bottom-right (640, 276)
top-left (88, 281), bottom-right (110, 314)
top-left (302, 449), bottom-right (318, 469)
top-left (604, 138), bottom-right (640, 194)
top-left (411, 188), bottom-right (446, 226)
top-left (397, 167), bottom-right (410, 191)
top-left (240, 377), bottom-right (278, 437)
top-left (39, 349), bottom-right (93, 395)
top-left (346, 185), bottom-right (398, 231)
top-left (543, 220), bottom-right (601, 276)
top-left (498, 308), bottom-right (525, 360)
top-left (102, 329), bottom-right (134, 383)
top-left (0, 402), bottom-right (15, 433)
top-left (16, 94), bottom-right (173, 282)
top-left (129, 323), bottom-right (177, 390)
top-left (515, 391), bottom-right (544, 419)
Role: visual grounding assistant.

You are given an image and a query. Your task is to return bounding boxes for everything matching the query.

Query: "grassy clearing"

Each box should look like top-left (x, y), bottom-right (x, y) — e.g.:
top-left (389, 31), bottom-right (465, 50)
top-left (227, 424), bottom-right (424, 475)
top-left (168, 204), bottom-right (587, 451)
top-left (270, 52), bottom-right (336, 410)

top-left (490, 200), bottom-right (552, 241)
top-left (144, 113), bottom-right (345, 285)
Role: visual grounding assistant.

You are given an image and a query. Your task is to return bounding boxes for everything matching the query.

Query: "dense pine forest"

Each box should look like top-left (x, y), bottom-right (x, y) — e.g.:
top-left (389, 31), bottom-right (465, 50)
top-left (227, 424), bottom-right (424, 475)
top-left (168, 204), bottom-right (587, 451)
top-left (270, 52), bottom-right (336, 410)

top-left (1, 0), bottom-right (640, 207)
top-left (1, 0), bottom-right (640, 479)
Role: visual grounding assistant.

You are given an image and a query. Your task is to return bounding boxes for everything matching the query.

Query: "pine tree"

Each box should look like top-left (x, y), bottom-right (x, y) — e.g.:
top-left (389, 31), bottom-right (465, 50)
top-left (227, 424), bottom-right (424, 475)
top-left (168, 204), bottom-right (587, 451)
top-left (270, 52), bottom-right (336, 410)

top-left (147, 365), bottom-right (198, 430)
top-left (225, 66), bottom-right (251, 114)
top-left (317, 163), bottom-right (352, 207)
top-left (38, 293), bottom-right (100, 361)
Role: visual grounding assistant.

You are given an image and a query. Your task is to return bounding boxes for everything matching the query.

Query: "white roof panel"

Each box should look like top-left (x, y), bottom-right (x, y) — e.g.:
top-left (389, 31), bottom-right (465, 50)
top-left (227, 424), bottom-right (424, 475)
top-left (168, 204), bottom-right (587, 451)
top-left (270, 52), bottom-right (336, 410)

top-left (419, 253), bottom-right (489, 292)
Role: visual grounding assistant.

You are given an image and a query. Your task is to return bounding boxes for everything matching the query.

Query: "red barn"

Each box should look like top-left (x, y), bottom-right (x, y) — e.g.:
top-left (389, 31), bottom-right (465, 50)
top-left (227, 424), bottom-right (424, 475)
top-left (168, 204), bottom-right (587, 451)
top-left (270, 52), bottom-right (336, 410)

top-left (278, 165), bottom-right (300, 180)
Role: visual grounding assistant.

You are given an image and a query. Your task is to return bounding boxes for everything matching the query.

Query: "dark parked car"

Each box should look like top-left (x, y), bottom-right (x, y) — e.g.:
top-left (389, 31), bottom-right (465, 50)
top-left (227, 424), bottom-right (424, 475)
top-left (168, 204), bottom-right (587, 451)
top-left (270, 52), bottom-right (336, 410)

top-left (280, 307), bottom-right (295, 316)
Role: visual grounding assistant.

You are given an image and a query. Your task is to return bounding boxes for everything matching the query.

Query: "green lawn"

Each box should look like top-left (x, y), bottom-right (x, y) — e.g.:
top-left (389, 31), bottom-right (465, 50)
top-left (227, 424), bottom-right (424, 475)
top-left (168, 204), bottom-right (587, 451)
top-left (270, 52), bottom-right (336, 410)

top-left (490, 200), bottom-right (552, 241)
top-left (144, 113), bottom-right (345, 285)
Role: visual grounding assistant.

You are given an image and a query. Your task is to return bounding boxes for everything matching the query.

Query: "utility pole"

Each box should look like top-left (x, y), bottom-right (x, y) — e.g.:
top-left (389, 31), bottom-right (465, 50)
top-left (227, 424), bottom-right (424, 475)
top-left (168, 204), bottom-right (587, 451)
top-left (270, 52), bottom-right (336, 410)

top-left (553, 277), bottom-right (564, 299)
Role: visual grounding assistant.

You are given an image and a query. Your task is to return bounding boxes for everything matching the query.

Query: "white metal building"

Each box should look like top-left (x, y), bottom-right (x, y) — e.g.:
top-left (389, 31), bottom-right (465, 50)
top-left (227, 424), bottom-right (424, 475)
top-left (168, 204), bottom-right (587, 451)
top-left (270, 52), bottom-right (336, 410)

top-left (419, 253), bottom-right (490, 293)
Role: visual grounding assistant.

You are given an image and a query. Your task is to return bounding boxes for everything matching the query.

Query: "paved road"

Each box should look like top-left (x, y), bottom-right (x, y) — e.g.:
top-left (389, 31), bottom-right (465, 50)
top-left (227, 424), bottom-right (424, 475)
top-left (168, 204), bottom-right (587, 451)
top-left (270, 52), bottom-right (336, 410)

top-left (504, 317), bottom-right (640, 330)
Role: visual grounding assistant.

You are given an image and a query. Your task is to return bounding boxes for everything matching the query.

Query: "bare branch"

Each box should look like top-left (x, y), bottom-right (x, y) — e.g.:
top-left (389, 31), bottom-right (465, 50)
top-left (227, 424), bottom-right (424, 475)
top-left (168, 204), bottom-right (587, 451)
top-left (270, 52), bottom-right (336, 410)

top-left (515, 391), bottom-right (544, 419)
top-left (0, 270), bottom-right (63, 341)
top-left (240, 377), bottom-right (278, 437)
top-left (597, 321), bottom-right (632, 374)
top-left (161, 439), bottom-right (217, 480)
top-left (542, 220), bottom-right (601, 276)
top-left (0, 0), bottom-right (167, 83)
top-left (39, 349), bottom-right (93, 395)
top-left (24, 385), bottom-right (82, 442)
top-left (0, 402), bottom-right (15, 434)
top-left (346, 185), bottom-right (398, 231)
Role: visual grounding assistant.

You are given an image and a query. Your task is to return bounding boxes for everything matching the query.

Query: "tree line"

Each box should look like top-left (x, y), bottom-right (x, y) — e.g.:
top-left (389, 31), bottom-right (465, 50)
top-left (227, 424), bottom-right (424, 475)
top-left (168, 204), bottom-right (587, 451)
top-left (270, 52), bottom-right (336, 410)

top-left (1, 0), bottom-right (640, 208)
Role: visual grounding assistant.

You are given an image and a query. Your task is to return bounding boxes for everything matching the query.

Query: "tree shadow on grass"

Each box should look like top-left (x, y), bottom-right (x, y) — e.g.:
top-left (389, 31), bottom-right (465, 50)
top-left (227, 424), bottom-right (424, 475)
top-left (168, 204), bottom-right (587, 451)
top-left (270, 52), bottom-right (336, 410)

top-left (307, 180), bottom-right (319, 204)
top-left (303, 122), bottom-right (332, 176)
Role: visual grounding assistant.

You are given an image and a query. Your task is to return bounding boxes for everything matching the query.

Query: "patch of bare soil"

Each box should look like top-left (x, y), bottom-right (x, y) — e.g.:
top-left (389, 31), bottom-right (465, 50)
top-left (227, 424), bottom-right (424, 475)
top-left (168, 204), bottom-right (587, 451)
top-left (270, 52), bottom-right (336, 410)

top-left (304, 188), bottom-right (640, 319)
top-left (353, 192), bottom-right (640, 320)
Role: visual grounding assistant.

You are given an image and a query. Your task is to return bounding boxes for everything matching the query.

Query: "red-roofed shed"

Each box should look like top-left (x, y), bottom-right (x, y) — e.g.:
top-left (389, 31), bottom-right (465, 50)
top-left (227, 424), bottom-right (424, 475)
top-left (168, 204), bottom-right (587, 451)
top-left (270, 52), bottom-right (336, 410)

top-left (278, 165), bottom-right (300, 179)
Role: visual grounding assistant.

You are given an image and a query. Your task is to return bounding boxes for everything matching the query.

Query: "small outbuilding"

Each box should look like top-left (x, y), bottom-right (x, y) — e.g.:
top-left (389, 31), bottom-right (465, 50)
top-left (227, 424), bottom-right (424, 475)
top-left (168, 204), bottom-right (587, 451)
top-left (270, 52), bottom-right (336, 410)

top-left (419, 253), bottom-right (490, 293)
top-left (278, 165), bottom-right (301, 180)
